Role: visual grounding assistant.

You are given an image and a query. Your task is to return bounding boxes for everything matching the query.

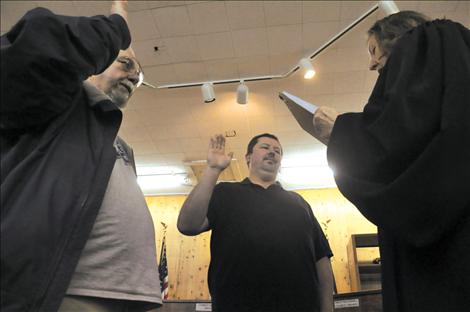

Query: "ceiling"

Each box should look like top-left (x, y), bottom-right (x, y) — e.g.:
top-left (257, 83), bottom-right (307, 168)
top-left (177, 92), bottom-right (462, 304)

top-left (2, 1), bottom-right (469, 194)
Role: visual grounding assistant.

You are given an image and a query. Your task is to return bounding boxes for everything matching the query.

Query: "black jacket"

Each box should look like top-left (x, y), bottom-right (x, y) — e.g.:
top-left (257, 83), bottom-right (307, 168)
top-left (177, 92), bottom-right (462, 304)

top-left (1, 8), bottom-right (131, 311)
top-left (328, 20), bottom-right (470, 311)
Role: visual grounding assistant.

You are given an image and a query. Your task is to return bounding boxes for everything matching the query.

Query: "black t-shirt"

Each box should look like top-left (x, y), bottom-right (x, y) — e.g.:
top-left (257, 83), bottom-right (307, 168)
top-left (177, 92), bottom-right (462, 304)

top-left (207, 178), bottom-right (333, 312)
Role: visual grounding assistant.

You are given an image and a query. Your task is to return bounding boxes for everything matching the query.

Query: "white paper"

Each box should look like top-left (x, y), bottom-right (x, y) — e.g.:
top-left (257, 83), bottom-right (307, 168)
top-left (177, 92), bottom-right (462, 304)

top-left (280, 91), bottom-right (318, 114)
top-left (195, 303), bottom-right (212, 311)
top-left (334, 298), bottom-right (360, 308)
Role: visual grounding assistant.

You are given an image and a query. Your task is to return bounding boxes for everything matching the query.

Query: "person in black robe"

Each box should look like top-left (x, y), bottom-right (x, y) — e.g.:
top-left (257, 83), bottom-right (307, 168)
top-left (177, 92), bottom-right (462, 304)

top-left (310, 11), bottom-right (470, 312)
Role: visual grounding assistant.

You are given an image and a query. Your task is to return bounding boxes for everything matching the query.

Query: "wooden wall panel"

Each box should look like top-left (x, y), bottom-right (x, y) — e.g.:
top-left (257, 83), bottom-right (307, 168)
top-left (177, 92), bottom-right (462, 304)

top-left (145, 188), bottom-right (377, 299)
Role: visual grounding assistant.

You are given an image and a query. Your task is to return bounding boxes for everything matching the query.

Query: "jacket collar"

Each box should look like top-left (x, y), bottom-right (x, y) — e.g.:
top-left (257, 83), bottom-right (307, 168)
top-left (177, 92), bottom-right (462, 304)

top-left (83, 81), bottom-right (120, 112)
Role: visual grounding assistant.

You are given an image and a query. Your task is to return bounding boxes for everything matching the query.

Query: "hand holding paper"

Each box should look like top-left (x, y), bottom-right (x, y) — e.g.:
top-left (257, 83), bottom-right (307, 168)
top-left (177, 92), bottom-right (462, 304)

top-left (312, 106), bottom-right (338, 145)
top-left (279, 91), bottom-right (338, 145)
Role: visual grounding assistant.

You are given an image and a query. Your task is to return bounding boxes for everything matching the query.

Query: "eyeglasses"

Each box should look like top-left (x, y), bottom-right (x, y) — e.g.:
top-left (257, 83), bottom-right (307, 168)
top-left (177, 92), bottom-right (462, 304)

top-left (116, 56), bottom-right (144, 88)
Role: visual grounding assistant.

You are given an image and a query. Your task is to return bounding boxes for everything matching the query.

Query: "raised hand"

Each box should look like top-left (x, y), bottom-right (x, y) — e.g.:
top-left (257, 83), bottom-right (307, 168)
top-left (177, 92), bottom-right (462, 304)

top-left (207, 134), bottom-right (233, 171)
top-left (110, 0), bottom-right (129, 23)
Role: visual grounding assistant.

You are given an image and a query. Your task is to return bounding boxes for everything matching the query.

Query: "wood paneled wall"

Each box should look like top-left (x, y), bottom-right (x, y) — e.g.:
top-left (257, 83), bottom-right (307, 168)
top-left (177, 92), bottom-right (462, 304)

top-left (146, 188), bottom-right (377, 299)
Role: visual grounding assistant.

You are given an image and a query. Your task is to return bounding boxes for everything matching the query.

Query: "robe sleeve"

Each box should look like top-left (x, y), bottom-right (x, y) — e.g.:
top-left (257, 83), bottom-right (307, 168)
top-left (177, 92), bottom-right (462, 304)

top-left (327, 20), bottom-right (470, 247)
top-left (0, 7), bottom-right (131, 130)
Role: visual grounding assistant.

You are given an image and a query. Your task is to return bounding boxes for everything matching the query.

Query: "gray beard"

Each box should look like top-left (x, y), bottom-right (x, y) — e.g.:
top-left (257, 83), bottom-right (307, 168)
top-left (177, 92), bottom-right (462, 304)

top-left (106, 84), bottom-right (129, 109)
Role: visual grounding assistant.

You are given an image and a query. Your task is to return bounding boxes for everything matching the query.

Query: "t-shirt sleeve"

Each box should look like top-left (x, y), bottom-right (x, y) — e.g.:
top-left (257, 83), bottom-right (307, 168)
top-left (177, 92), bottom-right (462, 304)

top-left (311, 214), bottom-right (334, 261)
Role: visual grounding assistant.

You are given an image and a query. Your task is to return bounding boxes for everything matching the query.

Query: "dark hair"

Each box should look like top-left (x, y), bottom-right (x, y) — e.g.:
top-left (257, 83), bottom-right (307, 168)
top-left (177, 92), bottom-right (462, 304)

top-left (245, 133), bottom-right (282, 165)
top-left (368, 10), bottom-right (430, 56)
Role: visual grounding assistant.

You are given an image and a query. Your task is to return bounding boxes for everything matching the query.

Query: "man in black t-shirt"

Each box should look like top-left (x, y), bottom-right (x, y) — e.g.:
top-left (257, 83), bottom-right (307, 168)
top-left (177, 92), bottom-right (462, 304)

top-left (178, 133), bottom-right (334, 312)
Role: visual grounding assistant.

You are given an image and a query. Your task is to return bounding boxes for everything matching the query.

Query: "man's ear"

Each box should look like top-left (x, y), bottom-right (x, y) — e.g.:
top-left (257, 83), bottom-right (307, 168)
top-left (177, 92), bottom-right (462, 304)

top-left (245, 154), bottom-right (251, 166)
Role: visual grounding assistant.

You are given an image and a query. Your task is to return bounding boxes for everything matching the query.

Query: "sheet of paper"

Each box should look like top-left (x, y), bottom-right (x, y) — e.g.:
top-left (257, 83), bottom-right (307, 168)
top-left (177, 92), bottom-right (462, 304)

top-left (279, 91), bottom-right (318, 137)
top-left (280, 91), bottom-right (318, 114)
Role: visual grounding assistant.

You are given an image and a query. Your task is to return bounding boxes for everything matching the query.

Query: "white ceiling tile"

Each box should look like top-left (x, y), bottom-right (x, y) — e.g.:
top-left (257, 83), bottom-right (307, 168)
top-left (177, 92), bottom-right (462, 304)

top-left (142, 64), bottom-right (178, 86)
top-left (151, 139), bottom-right (184, 154)
top-left (333, 15), bottom-right (375, 50)
top-left (236, 56), bottom-right (271, 77)
top-left (183, 150), bottom-right (207, 161)
top-left (204, 59), bottom-right (239, 80)
top-left (146, 1), bottom-right (182, 9)
top-left (363, 70), bottom-right (378, 92)
top-left (131, 140), bottom-right (160, 155)
top-left (332, 92), bottom-right (369, 112)
top-left (197, 32), bottom-right (234, 61)
top-left (127, 1), bottom-right (149, 12)
top-left (121, 109), bottom-right (144, 128)
top-left (394, 1), bottom-right (420, 11)
top-left (164, 36), bottom-right (201, 63)
top-left (273, 100), bottom-right (293, 116)
top-left (173, 62), bottom-right (208, 83)
top-left (119, 125), bottom-right (152, 142)
top-left (308, 94), bottom-right (336, 108)
top-left (133, 39), bottom-right (173, 66)
top-left (263, 1), bottom-right (302, 26)
top-left (151, 6), bottom-right (193, 37)
top-left (187, 1), bottom-right (229, 34)
top-left (335, 47), bottom-right (369, 72)
top-left (185, 1), bottom-right (210, 5)
top-left (275, 115), bottom-right (302, 132)
top-left (147, 124), bottom-right (169, 141)
top-left (1, 1), bottom-right (37, 32)
top-left (302, 1), bottom-right (341, 23)
top-left (302, 21), bottom-right (341, 53)
top-left (165, 123), bottom-right (198, 139)
top-left (225, 1), bottom-right (265, 30)
top-left (179, 137), bottom-right (206, 152)
top-left (333, 71), bottom-right (366, 94)
top-left (269, 52), bottom-right (303, 75)
top-left (340, 1), bottom-right (376, 24)
top-left (418, 1), bottom-right (459, 13)
top-left (304, 72), bottom-right (335, 96)
top-left (248, 115), bottom-right (276, 135)
top-left (232, 27), bottom-right (269, 58)
top-left (73, 1), bottom-right (109, 16)
top-left (276, 130), bottom-right (318, 146)
top-left (35, 1), bottom-right (75, 15)
top-left (309, 48), bottom-right (338, 74)
top-left (267, 24), bottom-right (303, 55)
top-left (128, 10), bottom-right (161, 41)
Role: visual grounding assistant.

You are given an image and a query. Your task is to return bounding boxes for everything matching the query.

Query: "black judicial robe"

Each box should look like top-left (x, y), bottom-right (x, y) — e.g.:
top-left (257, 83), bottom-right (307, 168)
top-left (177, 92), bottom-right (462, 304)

top-left (327, 20), bottom-right (470, 312)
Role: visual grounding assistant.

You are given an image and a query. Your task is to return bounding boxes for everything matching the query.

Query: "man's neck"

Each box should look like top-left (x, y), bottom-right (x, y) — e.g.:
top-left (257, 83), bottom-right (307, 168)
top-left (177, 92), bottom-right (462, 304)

top-left (247, 173), bottom-right (277, 189)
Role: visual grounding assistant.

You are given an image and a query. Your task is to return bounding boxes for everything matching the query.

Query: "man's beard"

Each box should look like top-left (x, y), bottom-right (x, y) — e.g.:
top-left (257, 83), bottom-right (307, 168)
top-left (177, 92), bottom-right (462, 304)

top-left (106, 81), bottom-right (131, 109)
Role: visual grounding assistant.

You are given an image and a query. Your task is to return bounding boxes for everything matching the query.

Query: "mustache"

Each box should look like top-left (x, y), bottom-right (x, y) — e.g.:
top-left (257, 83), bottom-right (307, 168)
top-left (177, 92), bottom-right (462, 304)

top-left (116, 79), bottom-right (135, 94)
top-left (263, 155), bottom-right (277, 162)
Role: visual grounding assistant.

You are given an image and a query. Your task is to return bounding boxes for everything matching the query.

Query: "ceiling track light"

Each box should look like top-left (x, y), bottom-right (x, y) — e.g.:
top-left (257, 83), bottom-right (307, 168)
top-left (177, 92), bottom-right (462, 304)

top-left (299, 58), bottom-right (316, 79)
top-left (236, 81), bottom-right (249, 105)
top-left (157, 2), bottom-right (387, 90)
top-left (201, 83), bottom-right (215, 103)
top-left (379, 1), bottom-right (399, 15)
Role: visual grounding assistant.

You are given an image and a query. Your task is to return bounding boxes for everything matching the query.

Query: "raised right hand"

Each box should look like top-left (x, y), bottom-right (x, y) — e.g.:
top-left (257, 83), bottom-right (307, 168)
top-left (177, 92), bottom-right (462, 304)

top-left (110, 0), bottom-right (128, 23)
top-left (207, 134), bottom-right (233, 171)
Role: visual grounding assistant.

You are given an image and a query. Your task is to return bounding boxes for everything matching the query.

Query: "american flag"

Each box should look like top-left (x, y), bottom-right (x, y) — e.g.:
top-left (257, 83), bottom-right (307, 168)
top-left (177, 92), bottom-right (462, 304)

top-left (159, 234), bottom-right (169, 300)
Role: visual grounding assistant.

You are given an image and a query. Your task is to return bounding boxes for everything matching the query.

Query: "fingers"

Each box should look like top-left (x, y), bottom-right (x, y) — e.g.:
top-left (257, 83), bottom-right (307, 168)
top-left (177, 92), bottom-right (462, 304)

top-left (209, 134), bottom-right (225, 150)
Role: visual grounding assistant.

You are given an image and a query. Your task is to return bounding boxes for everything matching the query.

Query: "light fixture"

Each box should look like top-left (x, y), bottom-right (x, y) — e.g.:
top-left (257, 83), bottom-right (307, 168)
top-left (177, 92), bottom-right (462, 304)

top-left (379, 1), bottom-right (399, 15)
top-left (299, 58), bottom-right (316, 79)
top-left (236, 80), bottom-right (249, 105)
top-left (201, 83), bottom-right (216, 103)
top-left (136, 166), bottom-right (190, 190)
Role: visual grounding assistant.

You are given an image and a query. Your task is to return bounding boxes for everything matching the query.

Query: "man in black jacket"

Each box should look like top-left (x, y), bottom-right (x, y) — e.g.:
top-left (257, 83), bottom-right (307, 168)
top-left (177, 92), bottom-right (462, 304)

top-left (310, 11), bottom-right (470, 312)
top-left (1, 1), bottom-right (162, 311)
